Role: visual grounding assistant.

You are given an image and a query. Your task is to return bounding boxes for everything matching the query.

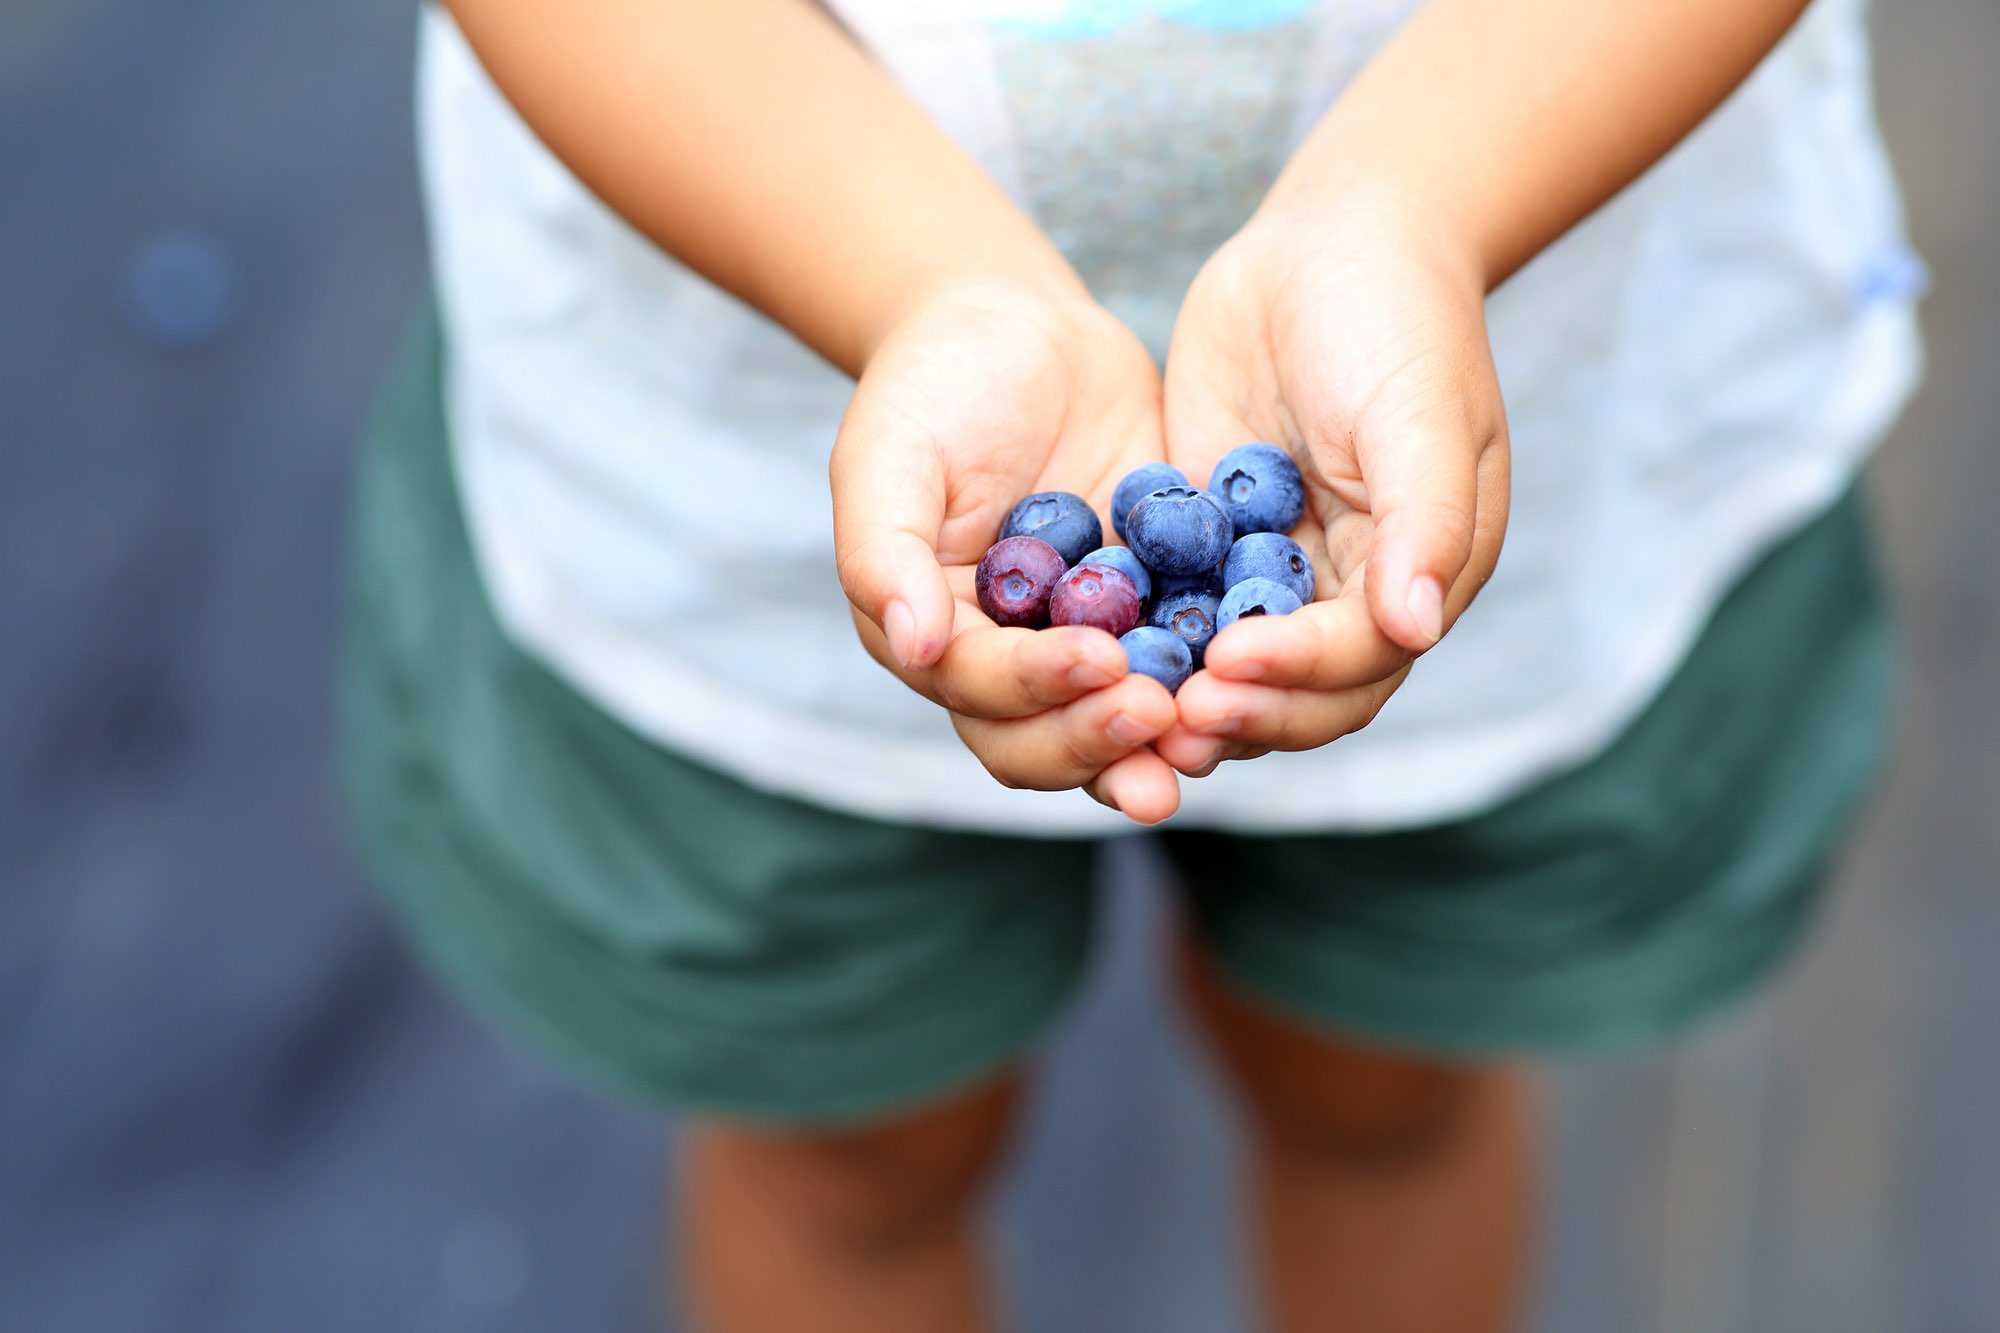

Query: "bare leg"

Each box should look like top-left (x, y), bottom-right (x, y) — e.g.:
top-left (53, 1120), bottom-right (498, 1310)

top-left (676, 1072), bottom-right (1024, 1333)
top-left (1178, 939), bottom-right (1536, 1333)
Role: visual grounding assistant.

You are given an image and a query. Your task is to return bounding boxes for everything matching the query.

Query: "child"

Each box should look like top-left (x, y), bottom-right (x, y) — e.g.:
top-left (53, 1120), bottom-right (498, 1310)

top-left (345, 0), bottom-right (1921, 1327)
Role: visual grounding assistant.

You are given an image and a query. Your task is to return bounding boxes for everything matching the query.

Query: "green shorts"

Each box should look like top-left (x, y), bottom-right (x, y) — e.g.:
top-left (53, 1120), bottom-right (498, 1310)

top-left (343, 319), bottom-right (1897, 1127)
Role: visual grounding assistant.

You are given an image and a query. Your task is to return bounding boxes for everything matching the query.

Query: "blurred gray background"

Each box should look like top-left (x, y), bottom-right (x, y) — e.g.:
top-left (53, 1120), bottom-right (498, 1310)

top-left (2, 1), bottom-right (1994, 1329)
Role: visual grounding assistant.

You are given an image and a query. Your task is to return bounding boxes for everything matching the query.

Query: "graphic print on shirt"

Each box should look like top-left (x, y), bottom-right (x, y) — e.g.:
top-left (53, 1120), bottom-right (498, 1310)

top-left (976, 0), bottom-right (1318, 41)
top-left (941, 0), bottom-right (1419, 348)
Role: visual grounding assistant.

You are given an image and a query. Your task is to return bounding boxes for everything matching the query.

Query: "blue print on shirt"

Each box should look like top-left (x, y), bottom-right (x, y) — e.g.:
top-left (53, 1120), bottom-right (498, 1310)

top-left (978, 0), bottom-right (1317, 42)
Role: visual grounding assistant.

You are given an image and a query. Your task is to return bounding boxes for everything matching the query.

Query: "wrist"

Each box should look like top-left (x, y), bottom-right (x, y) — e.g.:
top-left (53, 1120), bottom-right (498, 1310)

top-left (856, 258), bottom-right (1092, 373)
top-left (1247, 171), bottom-right (1490, 297)
top-left (858, 266), bottom-right (1106, 372)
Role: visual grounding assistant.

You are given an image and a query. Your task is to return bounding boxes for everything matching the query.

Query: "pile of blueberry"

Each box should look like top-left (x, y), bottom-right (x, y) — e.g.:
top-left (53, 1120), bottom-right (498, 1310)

top-left (974, 443), bottom-right (1315, 695)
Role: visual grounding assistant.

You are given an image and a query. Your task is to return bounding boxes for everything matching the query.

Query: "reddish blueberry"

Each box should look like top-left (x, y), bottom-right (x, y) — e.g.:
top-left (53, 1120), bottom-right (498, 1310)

top-left (975, 535), bottom-right (1067, 628)
top-left (1050, 562), bottom-right (1144, 637)
top-left (1078, 545), bottom-right (1152, 603)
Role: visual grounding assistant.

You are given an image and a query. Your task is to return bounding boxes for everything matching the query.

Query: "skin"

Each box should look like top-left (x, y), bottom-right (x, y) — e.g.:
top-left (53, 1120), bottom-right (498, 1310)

top-left (445, 0), bottom-right (1184, 823)
top-left (1156, 0), bottom-right (1814, 774)
top-left (830, 285), bottom-right (1182, 820)
top-left (678, 1074), bottom-right (1025, 1333)
top-left (1175, 939), bottom-right (1538, 1333)
top-left (443, 0), bottom-right (1815, 1328)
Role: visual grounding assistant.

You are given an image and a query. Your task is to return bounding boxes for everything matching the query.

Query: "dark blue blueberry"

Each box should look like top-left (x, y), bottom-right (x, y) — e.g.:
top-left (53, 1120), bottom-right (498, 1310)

top-left (1217, 577), bottom-right (1304, 631)
top-left (1223, 532), bottom-right (1315, 604)
top-left (1000, 491), bottom-right (1102, 567)
top-left (1078, 545), bottom-right (1151, 603)
top-left (1154, 564), bottom-right (1224, 601)
top-left (1150, 586), bottom-right (1222, 667)
top-left (1111, 463), bottom-right (1187, 542)
top-left (1209, 443), bottom-right (1305, 536)
top-left (1118, 626), bottom-right (1194, 695)
top-left (1126, 487), bottom-right (1233, 577)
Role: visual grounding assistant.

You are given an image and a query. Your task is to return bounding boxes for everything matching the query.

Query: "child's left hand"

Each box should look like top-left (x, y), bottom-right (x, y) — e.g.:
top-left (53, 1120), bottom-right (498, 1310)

top-left (1153, 190), bottom-right (1512, 776)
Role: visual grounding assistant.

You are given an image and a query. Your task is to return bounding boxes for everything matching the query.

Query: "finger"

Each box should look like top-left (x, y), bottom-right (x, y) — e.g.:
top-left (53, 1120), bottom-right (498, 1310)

top-left (1154, 724), bottom-right (1230, 778)
top-left (1085, 749), bottom-right (1182, 825)
top-left (830, 395), bottom-right (955, 670)
top-left (1201, 594), bottom-right (1413, 691)
top-left (933, 624), bottom-right (1131, 719)
top-left (1360, 421), bottom-right (1495, 653)
top-left (954, 674), bottom-right (1178, 791)
top-left (851, 610), bottom-right (1131, 720)
top-left (1317, 507), bottom-right (1375, 588)
top-left (1172, 667), bottom-right (1410, 754)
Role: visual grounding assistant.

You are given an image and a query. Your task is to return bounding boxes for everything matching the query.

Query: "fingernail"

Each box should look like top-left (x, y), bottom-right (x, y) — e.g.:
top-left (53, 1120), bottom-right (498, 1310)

top-left (1188, 742), bottom-right (1224, 776)
top-left (1406, 576), bottom-right (1444, 646)
top-left (1107, 713), bottom-right (1154, 746)
top-left (1196, 715), bottom-right (1241, 737)
top-left (1068, 661), bottom-right (1116, 690)
top-left (884, 598), bottom-right (917, 669)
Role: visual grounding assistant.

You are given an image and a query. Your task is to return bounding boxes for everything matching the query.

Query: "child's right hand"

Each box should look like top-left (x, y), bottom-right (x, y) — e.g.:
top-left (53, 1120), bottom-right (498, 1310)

top-left (448, 0), bottom-right (1188, 818)
top-left (831, 282), bottom-right (1184, 824)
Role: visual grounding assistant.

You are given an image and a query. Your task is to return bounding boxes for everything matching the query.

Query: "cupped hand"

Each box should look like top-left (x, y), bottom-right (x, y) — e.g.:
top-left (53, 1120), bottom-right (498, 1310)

top-left (830, 282), bottom-right (1183, 822)
top-left (1156, 191), bottom-right (1511, 776)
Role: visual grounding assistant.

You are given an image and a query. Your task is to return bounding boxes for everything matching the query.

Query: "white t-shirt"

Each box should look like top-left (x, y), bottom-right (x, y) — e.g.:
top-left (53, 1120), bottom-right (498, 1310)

top-left (417, 0), bottom-right (1923, 835)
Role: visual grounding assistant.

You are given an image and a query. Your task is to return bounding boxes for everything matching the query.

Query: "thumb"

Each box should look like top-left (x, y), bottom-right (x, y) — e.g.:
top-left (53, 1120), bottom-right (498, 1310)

top-left (1359, 423), bottom-right (1488, 653)
top-left (830, 394), bottom-right (957, 671)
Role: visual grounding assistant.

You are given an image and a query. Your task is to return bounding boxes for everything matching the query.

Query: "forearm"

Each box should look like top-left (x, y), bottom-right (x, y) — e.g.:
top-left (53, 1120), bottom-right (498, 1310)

top-left (443, 0), bottom-right (1080, 374)
top-left (1263, 0), bottom-right (1812, 288)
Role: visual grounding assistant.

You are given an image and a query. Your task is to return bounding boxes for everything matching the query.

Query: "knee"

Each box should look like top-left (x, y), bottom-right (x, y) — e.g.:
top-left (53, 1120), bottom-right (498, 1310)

top-left (1179, 944), bottom-right (1527, 1168)
top-left (684, 1073), bottom-right (1023, 1256)
top-left (1245, 1054), bottom-right (1522, 1169)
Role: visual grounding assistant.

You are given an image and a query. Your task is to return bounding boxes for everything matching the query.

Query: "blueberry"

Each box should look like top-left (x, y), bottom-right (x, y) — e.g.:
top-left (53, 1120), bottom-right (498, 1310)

top-left (1150, 586), bottom-right (1222, 666)
top-left (975, 536), bottom-right (1067, 628)
top-left (1154, 564), bottom-right (1224, 601)
top-left (1119, 626), bottom-right (1194, 695)
top-left (1050, 562), bottom-right (1144, 638)
top-left (1209, 443), bottom-right (1305, 536)
top-left (1223, 532), bottom-right (1315, 604)
top-left (1000, 491), bottom-right (1102, 567)
top-left (1111, 463), bottom-right (1187, 542)
top-left (1126, 486), bottom-right (1233, 577)
top-left (1217, 577), bottom-right (1304, 630)
top-left (1077, 545), bottom-right (1151, 603)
